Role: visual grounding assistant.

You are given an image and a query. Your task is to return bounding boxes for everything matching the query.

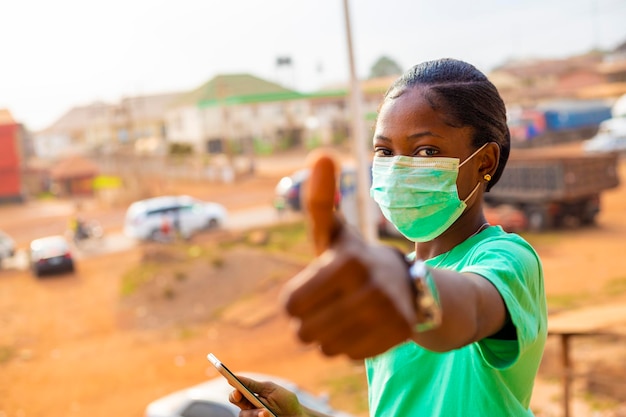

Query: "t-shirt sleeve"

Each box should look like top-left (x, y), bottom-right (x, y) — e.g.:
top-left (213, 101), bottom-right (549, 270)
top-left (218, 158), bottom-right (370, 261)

top-left (461, 236), bottom-right (545, 369)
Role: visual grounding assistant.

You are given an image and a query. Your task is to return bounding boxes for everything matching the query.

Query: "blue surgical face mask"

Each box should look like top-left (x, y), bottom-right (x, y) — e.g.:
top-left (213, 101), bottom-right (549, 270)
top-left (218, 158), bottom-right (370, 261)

top-left (370, 143), bottom-right (488, 242)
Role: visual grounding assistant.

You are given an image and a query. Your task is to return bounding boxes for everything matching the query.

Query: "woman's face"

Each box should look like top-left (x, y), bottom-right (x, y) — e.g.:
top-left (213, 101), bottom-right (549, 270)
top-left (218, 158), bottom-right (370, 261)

top-left (373, 86), bottom-right (475, 159)
top-left (373, 86), bottom-right (482, 199)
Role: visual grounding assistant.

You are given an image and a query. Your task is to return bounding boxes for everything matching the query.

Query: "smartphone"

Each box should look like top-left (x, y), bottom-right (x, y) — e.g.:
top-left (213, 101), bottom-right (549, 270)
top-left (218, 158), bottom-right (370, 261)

top-left (207, 353), bottom-right (278, 417)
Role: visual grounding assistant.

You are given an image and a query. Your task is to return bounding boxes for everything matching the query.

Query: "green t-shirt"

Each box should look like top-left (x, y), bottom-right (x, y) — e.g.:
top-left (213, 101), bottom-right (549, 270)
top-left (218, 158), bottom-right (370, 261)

top-left (365, 225), bottom-right (547, 416)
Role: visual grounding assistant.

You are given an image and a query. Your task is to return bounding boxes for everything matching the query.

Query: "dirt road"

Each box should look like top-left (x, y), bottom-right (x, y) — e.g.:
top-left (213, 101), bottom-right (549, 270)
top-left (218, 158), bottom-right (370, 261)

top-left (1, 152), bottom-right (625, 417)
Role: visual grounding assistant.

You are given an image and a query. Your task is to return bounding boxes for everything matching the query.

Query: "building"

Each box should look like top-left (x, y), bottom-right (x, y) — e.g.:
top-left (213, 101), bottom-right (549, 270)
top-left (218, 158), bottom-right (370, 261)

top-left (33, 92), bottom-right (182, 159)
top-left (0, 109), bottom-right (24, 202)
top-left (165, 73), bottom-right (311, 154)
top-left (489, 53), bottom-right (608, 105)
top-left (33, 101), bottom-right (112, 159)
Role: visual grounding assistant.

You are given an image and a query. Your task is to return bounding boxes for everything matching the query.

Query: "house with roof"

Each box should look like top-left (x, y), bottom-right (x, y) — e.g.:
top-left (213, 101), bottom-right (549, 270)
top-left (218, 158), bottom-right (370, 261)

top-left (577, 41), bottom-right (626, 101)
top-left (113, 92), bottom-right (182, 154)
top-left (49, 154), bottom-right (100, 197)
top-left (33, 92), bottom-right (182, 159)
top-left (165, 73), bottom-right (314, 155)
top-left (164, 72), bottom-right (395, 157)
top-left (33, 101), bottom-right (113, 159)
top-left (489, 53), bottom-right (608, 105)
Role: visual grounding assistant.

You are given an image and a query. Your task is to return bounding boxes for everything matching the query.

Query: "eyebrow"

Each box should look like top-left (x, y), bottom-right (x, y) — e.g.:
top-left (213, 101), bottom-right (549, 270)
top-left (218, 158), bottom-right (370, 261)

top-left (374, 131), bottom-right (442, 142)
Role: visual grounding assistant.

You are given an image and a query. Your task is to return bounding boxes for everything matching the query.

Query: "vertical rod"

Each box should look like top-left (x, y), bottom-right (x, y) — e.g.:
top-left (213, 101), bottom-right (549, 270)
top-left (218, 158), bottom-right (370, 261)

top-left (341, 0), bottom-right (377, 243)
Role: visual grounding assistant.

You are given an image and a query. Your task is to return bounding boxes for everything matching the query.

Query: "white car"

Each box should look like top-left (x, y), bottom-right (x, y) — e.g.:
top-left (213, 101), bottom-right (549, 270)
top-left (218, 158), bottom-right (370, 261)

top-left (145, 372), bottom-right (355, 417)
top-left (29, 235), bottom-right (75, 277)
top-left (124, 195), bottom-right (227, 241)
top-left (0, 229), bottom-right (16, 267)
top-left (583, 117), bottom-right (626, 154)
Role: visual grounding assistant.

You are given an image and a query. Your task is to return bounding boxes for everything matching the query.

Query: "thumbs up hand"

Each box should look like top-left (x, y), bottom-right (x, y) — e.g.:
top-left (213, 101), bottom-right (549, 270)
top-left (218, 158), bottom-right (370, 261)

top-left (303, 151), bottom-right (340, 256)
top-left (280, 150), bottom-right (417, 360)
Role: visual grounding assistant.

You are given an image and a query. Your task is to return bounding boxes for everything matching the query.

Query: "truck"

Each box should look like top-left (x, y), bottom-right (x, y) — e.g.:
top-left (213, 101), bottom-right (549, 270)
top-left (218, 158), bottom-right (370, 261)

top-left (484, 146), bottom-right (620, 231)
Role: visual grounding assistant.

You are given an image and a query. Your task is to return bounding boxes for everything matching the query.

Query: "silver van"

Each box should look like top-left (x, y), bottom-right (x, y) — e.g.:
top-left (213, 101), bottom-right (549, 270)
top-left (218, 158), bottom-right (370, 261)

top-left (123, 195), bottom-right (227, 241)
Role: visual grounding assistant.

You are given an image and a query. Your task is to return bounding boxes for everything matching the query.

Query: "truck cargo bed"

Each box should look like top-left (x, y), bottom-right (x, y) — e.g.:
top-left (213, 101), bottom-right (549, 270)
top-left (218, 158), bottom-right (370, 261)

top-left (487, 149), bottom-right (620, 204)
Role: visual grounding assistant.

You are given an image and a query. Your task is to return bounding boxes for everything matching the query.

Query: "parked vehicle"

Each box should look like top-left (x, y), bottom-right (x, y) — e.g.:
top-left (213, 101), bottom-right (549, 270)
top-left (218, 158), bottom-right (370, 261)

top-left (273, 166), bottom-right (403, 238)
top-left (582, 117), bottom-right (626, 154)
top-left (29, 235), bottom-right (75, 277)
top-left (0, 229), bottom-right (16, 268)
top-left (124, 195), bottom-right (227, 241)
top-left (145, 372), bottom-right (356, 417)
top-left (273, 169), bottom-right (312, 211)
top-left (484, 148), bottom-right (620, 231)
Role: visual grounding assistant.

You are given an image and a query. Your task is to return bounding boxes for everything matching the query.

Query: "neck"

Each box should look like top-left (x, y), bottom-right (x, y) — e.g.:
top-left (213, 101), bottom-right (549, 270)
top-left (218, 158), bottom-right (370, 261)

top-left (414, 215), bottom-right (490, 261)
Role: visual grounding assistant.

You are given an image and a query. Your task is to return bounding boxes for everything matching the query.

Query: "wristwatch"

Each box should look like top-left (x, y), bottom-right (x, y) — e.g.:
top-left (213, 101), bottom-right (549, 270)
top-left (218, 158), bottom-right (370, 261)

top-left (409, 260), bottom-right (442, 332)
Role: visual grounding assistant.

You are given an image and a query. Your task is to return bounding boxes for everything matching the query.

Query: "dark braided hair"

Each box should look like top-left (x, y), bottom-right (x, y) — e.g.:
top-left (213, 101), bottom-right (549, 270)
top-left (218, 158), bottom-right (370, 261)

top-left (384, 58), bottom-right (510, 191)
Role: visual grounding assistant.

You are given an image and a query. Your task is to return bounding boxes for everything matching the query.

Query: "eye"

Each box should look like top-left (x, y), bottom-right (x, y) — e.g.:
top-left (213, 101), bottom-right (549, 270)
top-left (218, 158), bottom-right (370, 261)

top-left (374, 147), bottom-right (393, 157)
top-left (415, 147), bottom-right (439, 157)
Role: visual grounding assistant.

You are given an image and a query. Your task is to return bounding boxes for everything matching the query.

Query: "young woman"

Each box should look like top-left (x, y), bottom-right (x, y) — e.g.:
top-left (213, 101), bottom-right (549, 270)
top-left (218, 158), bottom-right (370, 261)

top-left (229, 58), bottom-right (547, 417)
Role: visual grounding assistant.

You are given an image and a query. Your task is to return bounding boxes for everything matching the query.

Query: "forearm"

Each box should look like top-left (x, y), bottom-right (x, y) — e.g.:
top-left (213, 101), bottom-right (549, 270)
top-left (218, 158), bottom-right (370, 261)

top-left (411, 268), bottom-right (506, 352)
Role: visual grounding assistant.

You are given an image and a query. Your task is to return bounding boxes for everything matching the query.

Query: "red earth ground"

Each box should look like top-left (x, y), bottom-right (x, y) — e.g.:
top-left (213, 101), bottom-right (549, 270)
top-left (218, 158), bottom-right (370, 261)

top-left (1, 148), bottom-right (626, 417)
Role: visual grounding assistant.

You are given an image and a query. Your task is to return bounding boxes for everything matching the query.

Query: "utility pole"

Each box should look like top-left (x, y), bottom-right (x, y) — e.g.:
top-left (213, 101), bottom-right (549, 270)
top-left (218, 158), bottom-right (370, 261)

top-left (342, 0), bottom-right (377, 243)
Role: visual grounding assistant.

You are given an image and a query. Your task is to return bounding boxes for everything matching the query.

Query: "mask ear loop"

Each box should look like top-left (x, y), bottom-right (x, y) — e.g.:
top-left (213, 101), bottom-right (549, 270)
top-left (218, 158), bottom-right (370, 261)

top-left (458, 142), bottom-right (491, 203)
top-left (461, 180), bottom-right (482, 204)
top-left (458, 142), bottom-right (490, 168)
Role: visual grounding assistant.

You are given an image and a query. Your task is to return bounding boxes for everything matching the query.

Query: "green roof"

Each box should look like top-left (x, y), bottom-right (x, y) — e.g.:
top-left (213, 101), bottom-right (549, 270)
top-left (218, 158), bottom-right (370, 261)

top-left (178, 73), bottom-right (305, 108)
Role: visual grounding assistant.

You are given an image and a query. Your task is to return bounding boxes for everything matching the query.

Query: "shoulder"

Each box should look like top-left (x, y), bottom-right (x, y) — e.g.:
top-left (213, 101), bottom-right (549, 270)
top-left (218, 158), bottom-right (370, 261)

top-left (456, 226), bottom-right (543, 292)
top-left (468, 226), bottom-right (539, 266)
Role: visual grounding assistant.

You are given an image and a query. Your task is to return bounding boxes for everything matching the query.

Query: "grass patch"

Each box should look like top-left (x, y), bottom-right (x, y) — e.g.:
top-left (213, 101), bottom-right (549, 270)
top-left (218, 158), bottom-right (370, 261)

top-left (583, 392), bottom-right (620, 414)
top-left (186, 245), bottom-right (207, 259)
top-left (546, 293), bottom-right (587, 311)
top-left (0, 345), bottom-right (15, 364)
top-left (250, 221), bottom-right (313, 262)
top-left (120, 263), bottom-right (159, 296)
top-left (323, 367), bottom-right (369, 415)
top-left (604, 276), bottom-right (626, 296)
top-left (176, 326), bottom-right (198, 340)
top-left (547, 275), bottom-right (626, 311)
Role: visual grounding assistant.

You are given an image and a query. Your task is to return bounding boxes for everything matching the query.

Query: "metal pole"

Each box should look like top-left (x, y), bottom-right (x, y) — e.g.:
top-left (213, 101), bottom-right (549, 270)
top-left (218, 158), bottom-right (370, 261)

top-left (342, 0), bottom-right (377, 243)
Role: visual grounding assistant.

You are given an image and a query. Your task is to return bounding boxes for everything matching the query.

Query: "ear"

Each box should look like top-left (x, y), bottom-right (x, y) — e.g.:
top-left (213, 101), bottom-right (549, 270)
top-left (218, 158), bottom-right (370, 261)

top-left (479, 142), bottom-right (500, 180)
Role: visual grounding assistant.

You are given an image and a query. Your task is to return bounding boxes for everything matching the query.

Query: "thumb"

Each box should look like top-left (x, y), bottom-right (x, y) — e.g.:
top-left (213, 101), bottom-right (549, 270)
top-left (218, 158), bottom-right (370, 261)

top-left (304, 151), bottom-right (340, 256)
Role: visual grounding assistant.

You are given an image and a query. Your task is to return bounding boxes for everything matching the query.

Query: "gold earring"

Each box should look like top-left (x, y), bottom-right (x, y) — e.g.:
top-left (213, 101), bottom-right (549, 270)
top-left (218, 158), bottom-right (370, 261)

top-left (484, 174), bottom-right (492, 182)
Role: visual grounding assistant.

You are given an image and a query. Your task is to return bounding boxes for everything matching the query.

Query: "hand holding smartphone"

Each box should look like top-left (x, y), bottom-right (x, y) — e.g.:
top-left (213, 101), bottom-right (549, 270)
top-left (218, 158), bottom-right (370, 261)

top-left (207, 353), bottom-right (278, 417)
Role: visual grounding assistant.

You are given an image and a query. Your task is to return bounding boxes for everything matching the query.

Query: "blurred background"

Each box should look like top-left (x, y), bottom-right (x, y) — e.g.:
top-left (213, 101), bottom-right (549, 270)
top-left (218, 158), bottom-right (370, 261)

top-left (1, 1), bottom-right (626, 417)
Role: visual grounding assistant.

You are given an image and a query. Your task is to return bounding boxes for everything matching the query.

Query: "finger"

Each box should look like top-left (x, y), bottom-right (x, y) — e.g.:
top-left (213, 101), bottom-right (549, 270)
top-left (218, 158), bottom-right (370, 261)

top-left (282, 256), bottom-right (368, 318)
top-left (304, 151), bottom-right (340, 255)
top-left (296, 282), bottom-right (410, 348)
top-left (229, 389), bottom-right (249, 408)
top-left (315, 291), bottom-right (413, 359)
top-left (234, 375), bottom-right (277, 399)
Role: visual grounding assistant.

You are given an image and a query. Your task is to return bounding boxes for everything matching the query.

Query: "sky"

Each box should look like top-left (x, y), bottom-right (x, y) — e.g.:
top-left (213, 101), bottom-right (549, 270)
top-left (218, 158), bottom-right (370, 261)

top-left (1, 0), bottom-right (625, 132)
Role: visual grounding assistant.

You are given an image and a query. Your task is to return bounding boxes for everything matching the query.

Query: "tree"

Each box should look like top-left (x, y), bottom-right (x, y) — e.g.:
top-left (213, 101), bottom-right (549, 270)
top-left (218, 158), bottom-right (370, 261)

top-left (368, 56), bottom-right (402, 79)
